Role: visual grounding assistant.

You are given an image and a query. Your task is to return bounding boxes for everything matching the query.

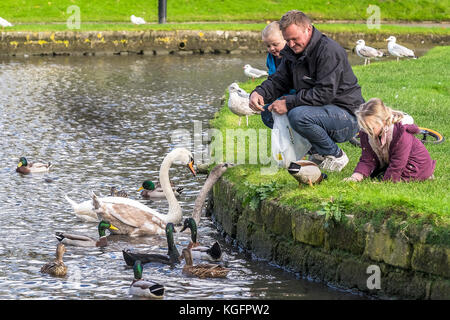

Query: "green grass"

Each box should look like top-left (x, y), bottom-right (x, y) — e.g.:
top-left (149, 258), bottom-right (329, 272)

top-left (211, 46), bottom-right (450, 244)
top-left (3, 22), bottom-right (450, 36)
top-left (0, 0), bottom-right (449, 23)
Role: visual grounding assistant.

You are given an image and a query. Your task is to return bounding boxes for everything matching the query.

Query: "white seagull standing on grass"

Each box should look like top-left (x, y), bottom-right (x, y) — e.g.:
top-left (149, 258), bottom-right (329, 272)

top-left (243, 64), bottom-right (268, 81)
top-left (0, 17), bottom-right (13, 29)
top-left (131, 15), bottom-right (146, 25)
top-left (386, 36), bottom-right (416, 62)
top-left (228, 82), bottom-right (260, 126)
top-left (355, 39), bottom-right (384, 65)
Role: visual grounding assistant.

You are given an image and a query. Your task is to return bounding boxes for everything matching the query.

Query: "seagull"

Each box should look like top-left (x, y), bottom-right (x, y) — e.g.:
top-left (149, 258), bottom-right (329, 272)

top-left (130, 15), bottom-right (146, 25)
top-left (355, 39), bottom-right (384, 65)
top-left (243, 64), bottom-right (268, 81)
top-left (228, 82), bottom-right (260, 126)
top-left (386, 36), bottom-right (416, 62)
top-left (0, 17), bottom-right (13, 30)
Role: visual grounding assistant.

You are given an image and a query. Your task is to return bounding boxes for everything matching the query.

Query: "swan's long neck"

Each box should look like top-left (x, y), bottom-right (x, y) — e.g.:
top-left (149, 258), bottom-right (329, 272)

top-left (192, 164), bottom-right (228, 225)
top-left (159, 153), bottom-right (182, 223)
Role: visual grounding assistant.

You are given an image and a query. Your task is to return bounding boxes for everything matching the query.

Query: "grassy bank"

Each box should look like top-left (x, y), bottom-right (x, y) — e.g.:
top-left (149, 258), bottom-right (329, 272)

top-left (210, 46), bottom-right (450, 245)
top-left (0, 0), bottom-right (448, 23)
top-left (3, 22), bottom-right (449, 36)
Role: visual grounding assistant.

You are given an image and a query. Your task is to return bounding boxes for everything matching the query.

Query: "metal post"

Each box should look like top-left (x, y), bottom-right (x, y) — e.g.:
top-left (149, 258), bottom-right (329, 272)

top-left (158, 0), bottom-right (167, 24)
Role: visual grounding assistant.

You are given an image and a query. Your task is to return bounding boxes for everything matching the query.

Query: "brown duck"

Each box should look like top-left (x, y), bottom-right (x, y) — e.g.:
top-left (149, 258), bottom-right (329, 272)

top-left (40, 243), bottom-right (68, 277)
top-left (181, 248), bottom-right (229, 279)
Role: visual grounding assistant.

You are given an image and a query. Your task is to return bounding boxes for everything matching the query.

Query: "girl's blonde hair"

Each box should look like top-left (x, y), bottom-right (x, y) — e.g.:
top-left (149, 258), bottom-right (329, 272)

top-left (356, 98), bottom-right (405, 137)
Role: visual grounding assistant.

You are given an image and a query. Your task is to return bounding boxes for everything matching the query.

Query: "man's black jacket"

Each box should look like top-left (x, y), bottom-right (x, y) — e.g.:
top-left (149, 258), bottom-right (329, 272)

top-left (253, 26), bottom-right (365, 115)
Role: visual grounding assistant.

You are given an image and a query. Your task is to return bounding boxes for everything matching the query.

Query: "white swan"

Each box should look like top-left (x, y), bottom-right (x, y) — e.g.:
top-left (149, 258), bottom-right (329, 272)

top-left (90, 148), bottom-right (196, 236)
top-left (66, 148), bottom-right (195, 224)
top-left (65, 194), bottom-right (158, 222)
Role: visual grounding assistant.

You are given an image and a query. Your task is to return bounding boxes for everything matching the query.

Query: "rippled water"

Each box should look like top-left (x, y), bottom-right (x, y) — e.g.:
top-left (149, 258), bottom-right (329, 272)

top-left (0, 53), bottom-right (366, 300)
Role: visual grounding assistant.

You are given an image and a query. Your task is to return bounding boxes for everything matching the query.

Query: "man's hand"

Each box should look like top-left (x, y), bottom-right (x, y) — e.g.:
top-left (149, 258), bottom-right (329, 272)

top-left (249, 91), bottom-right (265, 112)
top-left (268, 97), bottom-right (288, 115)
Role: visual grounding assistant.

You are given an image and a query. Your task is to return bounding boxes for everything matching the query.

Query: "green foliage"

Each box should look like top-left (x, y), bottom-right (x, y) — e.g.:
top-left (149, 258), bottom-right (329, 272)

top-left (317, 195), bottom-right (347, 228)
top-left (2, 22), bottom-right (449, 35)
top-left (0, 0), bottom-right (448, 22)
top-left (243, 181), bottom-right (278, 210)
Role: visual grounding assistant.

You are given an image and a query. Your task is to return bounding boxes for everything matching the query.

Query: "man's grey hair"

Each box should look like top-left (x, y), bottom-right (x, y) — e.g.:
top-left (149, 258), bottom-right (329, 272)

top-left (279, 10), bottom-right (312, 31)
top-left (262, 21), bottom-right (282, 39)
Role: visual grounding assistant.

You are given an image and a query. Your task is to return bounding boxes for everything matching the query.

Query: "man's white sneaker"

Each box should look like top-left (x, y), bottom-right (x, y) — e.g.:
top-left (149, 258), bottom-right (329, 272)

top-left (320, 151), bottom-right (349, 172)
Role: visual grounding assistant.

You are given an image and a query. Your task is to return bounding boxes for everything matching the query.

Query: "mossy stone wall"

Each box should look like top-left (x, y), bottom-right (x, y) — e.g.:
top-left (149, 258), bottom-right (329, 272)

top-left (210, 178), bottom-right (450, 299)
top-left (1, 30), bottom-right (448, 56)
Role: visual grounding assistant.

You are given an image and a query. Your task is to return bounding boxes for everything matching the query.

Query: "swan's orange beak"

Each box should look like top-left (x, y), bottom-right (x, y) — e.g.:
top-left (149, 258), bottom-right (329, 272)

top-left (188, 160), bottom-right (196, 176)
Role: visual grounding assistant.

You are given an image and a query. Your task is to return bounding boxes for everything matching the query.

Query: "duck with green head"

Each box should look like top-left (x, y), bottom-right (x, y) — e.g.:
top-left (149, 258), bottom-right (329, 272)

top-left (129, 260), bottom-right (165, 298)
top-left (16, 156), bottom-right (52, 174)
top-left (122, 222), bottom-right (180, 266)
top-left (55, 220), bottom-right (118, 247)
top-left (138, 180), bottom-right (184, 199)
top-left (179, 217), bottom-right (222, 262)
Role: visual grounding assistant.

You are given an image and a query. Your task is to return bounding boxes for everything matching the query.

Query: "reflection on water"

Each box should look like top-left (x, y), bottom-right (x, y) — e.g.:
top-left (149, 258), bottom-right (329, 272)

top-left (0, 54), bottom-right (366, 299)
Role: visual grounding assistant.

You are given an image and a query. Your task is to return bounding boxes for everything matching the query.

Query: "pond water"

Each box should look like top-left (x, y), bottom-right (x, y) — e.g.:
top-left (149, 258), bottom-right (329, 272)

top-left (0, 53), bottom-right (368, 299)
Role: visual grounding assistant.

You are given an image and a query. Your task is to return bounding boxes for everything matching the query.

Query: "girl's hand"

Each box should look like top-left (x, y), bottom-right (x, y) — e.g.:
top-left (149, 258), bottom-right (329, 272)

top-left (343, 173), bottom-right (364, 182)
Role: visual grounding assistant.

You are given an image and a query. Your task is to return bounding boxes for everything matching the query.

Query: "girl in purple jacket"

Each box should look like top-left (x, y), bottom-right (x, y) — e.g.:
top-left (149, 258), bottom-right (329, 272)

top-left (344, 98), bottom-right (436, 183)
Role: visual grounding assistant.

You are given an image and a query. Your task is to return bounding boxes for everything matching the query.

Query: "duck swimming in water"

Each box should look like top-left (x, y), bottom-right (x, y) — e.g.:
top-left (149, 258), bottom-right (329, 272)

top-left (16, 157), bottom-right (52, 174)
top-left (40, 243), bottom-right (68, 277)
top-left (55, 220), bottom-right (118, 247)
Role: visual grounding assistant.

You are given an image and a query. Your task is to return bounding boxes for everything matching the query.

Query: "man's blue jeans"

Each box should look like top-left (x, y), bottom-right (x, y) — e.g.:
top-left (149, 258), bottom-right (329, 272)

top-left (262, 104), bottom-right (358, 157)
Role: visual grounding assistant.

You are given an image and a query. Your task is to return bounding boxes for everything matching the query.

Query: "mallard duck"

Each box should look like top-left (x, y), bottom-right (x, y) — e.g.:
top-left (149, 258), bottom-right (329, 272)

top-left (179, 218), bottom-right (222, 262)
top-left (91, 148), bottom-right (196, 236)
top-left (129, 260), bottom-right (164, 298)
top-left (40, 243), bottom-right (67, 277)
top-left (181, 248), bottom-right (230, 279)
top-left (55, 220), bottom-right (118, 247)
top-left (122, 223), bottom-right (180, 266)
top-left (287, 160), bottom-right (327, 187)
top-left (16, 157), bottom-right (52, 174)
top-left (110, 186), bottom-right (128, 198)
top-left (138, 180), bottom-right (184, 199)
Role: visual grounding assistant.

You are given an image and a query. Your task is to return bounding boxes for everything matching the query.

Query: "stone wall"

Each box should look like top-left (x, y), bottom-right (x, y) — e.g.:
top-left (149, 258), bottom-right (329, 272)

top-left (209, 178), bottom-right (450, 299)
top-left (0, 30), bottom-right (264, 56)
top-left (1, 30), bottom-right (448, 56)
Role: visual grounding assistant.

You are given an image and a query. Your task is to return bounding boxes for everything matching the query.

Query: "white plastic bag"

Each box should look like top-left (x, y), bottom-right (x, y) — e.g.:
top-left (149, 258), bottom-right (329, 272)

top-left (271, 111), bottom-right (312, 168)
